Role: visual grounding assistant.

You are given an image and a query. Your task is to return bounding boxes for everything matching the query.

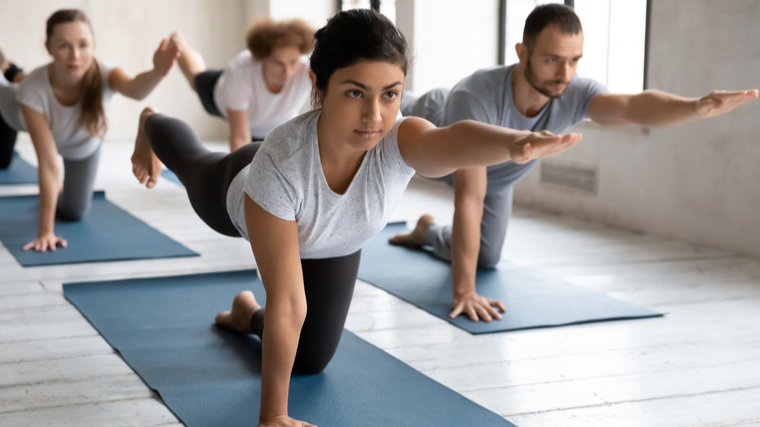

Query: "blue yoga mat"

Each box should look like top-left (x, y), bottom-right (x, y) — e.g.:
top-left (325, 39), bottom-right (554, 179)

top-left (0, 152), bottom-right (37, 185)
top-left (64, 270), bottom-right (517, 427)
top-left (358, 223), bottom-right (663, 334)
top-left (0, 191), bottom-right (197, 266)
top-left (161, 169), bottom-right (182, 186)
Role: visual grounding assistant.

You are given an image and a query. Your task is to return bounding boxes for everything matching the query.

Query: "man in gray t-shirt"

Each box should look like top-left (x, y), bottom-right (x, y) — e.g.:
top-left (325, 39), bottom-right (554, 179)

top-left (392, 4), bottom-right (758, 322)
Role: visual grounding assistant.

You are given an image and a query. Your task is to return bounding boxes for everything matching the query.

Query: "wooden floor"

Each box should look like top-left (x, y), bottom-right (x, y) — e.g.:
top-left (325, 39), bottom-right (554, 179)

top-left (2, 136), bottom-right (760, 426)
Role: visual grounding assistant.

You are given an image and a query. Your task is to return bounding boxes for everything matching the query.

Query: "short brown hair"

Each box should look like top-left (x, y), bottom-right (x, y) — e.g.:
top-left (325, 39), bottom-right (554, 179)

top-left (246, 18), bottom-right (315, 60)
top-left (523, 4), bottom-right (582, 51)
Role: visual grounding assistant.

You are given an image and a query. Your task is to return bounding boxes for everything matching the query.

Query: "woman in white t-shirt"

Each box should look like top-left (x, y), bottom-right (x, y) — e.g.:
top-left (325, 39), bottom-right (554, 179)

top-left (131, 10), bottom-right (581, 427)
top-left (168, 19), bottom-right (314, 152)
top-left (0, 9), bottom-right (179, 252)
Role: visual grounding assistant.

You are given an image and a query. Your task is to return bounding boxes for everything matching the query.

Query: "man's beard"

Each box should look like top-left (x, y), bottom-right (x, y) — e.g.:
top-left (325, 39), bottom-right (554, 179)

top-left (524, 58), bottom-right (568, 99)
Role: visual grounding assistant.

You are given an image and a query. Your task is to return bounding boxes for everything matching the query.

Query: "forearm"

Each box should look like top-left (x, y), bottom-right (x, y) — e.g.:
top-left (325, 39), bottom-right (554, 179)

top-left (627, 90), bottom-right (699, 127)
top-left (419, 120), bottom-right (530, 178)
top-left (37, 164), bottom-right (59, 235)
top-left (259, 300), bottom-right (306, 422)
top-left (229, 133), bottom-right (250, 152)
top-left (450, 196), bottom-right (483, 297)
top-left (119, 68), bottom-right (166, 100)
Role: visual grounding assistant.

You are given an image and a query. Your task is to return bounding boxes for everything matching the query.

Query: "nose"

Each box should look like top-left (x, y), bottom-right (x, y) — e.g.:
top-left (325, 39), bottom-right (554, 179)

top-left (560, 61), bottom-right (573, 82)
top-left (361, 97), bottom-right (382, 125)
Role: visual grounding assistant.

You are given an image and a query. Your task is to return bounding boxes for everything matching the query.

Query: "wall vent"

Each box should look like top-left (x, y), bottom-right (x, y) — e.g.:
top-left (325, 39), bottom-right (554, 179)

top-left (540, 161), bottom-right (598, 195)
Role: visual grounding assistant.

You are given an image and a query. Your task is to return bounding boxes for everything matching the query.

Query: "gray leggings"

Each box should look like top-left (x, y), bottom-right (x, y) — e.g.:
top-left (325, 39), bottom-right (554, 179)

top-left (423, 184), bottom-right (513, 269)
top-left (57, 146), bottom-right (101, 221)
top-left (144, 113), bottom-right (362, 374)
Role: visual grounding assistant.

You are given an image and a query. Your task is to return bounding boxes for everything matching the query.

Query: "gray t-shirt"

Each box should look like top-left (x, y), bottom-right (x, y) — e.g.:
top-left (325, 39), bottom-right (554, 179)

top-left (226, 109), bottom-right (416, 259)
top-left (15, 62), bottom-right (117, 160)
top-left (419, 64), bottom-right (607, 190)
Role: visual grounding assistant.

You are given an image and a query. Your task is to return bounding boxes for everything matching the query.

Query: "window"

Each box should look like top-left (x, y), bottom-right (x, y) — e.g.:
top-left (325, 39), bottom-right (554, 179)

top-left (502, 0), bottom-right (647, 94)
top-left (339, 0), bottom-right (396, 23)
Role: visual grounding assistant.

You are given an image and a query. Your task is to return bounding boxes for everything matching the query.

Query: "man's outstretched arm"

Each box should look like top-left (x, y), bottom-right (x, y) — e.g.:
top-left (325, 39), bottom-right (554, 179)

top-left (587, 89), bottom-right (758, 127)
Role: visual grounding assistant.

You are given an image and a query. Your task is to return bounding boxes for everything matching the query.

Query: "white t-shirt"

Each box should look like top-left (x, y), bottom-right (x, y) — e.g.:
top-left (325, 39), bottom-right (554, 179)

top-left (213, 50), bottom-right (312, 139)
top-left (226, 109), bottom-right (416, 259)
top-left (15, 62), bottom-right (116, 160)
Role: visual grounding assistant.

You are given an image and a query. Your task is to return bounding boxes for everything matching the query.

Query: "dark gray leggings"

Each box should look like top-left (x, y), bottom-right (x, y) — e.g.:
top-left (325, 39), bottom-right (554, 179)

top-left (58, 146), bottom-right (101, 221)
top-left (144, 113), bottom-right (361, 374)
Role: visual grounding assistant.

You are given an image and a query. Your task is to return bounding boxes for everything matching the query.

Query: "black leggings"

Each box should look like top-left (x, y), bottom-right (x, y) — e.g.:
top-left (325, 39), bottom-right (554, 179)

top-left (144, 113), bottom-right (258, 236)
top-left (0, 63), bottom-right (22, 169)
top-left (144, 113), bottom-right (361, 375)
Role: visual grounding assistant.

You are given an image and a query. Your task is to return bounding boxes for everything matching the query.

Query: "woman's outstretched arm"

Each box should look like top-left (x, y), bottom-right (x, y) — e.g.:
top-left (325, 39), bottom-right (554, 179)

top-left (244, 196), bottom-right (316, 427)
top-left (108, 38), bottom-right (180, 101)
top-left (397, 117), bottom-right (581, 178)
top-left (21, 105), bottom-right (66, 252)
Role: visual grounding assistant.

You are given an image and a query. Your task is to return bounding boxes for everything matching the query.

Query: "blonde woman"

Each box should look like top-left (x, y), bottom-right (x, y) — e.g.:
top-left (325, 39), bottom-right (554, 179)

top-left (0, 9), bottom-right (179, 252)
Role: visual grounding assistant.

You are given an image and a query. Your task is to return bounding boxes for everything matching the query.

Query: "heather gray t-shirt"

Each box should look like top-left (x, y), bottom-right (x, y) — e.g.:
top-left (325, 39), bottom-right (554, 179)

top-left (15, 63), bottom-right (117, 160)
top-left (226, 109), bottom-right (416, 259)
top-left (422, 63), bottom-right (607, 191)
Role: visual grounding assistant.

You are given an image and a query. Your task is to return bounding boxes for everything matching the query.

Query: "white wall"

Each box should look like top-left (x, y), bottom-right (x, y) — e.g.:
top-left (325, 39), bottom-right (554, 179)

top-left (513, 0), bottom-right (760, 258)
top-left (400, 0), bottom-right (499, 93)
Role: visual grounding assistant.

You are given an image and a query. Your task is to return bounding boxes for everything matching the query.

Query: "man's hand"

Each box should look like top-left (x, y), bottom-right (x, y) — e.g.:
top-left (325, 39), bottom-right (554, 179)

top-left (450, 290), bottom-right (505, 322)
top-left (259, 414), bottom-right (316, 427)
top-left (696, 90), bottom-right (758, 119)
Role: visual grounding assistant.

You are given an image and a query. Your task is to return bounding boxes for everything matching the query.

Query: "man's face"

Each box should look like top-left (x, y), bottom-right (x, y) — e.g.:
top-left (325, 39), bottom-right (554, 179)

top-left (523, 25), bottom-right (584, 99)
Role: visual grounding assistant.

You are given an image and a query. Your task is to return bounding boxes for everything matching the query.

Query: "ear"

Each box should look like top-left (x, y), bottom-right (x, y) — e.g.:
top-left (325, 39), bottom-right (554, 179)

top-left (516, 42), bottom-right (528, 64)
top-left (308, 70), bottom-right (322, 98)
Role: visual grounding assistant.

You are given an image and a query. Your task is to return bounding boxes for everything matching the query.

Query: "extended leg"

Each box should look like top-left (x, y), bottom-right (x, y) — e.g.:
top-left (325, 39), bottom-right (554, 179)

top-left (138, 110), bottom-right (258, 236)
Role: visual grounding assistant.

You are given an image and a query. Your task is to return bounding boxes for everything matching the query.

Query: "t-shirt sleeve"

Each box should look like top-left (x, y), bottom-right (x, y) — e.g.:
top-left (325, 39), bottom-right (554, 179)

top-left (15, 73), bottom-right (46, 114)
top-left (218, 66), bottom-right (253, 112)
top-left (442, 89), bottom-right (495, 126)
top-left (380, 117), bottom-right (416, 175)
top-left (99, 61), bottom-right (118, 95)
top-left (574, 78), bottom-right (608, 122)
top-left (243, 150), bottom-right (299, 221)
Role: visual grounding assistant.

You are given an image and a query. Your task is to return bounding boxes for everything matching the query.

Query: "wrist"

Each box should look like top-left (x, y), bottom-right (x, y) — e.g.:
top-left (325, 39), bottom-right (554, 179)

top-left (453, 282), bottom-right (476, 299)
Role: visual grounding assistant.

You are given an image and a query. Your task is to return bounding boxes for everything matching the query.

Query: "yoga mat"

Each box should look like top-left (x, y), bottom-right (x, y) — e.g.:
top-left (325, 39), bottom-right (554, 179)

top-left (64, 270), bottom-right (517, 427)
top-left (358, 222), bottom-right (663, 334)
top-left (0, 191), bottom-right (197, 266)
top-left (161, 169), bottom-right (182, 186)
top-left (0, 152), bottom-right (37, 185)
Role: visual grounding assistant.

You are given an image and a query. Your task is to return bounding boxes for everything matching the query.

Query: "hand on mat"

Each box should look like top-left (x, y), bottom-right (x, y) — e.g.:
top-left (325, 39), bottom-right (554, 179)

top-left (450, 291), bottom-right (505, 322)
top-left (696, 89), bottom-right (759, 119)
top-left (23, 232), bottom-right (67, 252)
top-left (153, 38), bottom-right (181, 77)
top-left (510, 130), bottom-right (581, 164)
top-left (259, 414), bottom-right (316, 427)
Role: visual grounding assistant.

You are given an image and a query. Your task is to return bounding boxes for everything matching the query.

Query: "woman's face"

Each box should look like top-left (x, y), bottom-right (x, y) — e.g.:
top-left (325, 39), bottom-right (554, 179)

top-left (46, 21), bottom-right (95, 81)
top-left (317, 60), bottom-right (404, 152)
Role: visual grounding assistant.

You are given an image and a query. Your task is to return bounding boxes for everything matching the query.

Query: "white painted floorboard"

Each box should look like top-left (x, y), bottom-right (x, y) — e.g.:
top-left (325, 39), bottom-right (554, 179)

top-left (1, 137), bottom-right (759, 426)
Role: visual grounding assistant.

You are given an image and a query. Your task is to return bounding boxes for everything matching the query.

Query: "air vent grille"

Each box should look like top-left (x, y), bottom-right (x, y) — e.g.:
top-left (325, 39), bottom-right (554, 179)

top-left (540, 161), bottom-right (597, 194)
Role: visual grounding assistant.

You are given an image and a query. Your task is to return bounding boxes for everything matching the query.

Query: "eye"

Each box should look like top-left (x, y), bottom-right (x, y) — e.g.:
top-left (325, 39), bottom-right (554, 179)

top-left (547, 57), bottom-right (556, 64)
top-left (346, 90), bottom-right (362, 99)
top-left (79, 42), bottom-right (88, 49)
top-left (384, 91), bottom-right (398, 100)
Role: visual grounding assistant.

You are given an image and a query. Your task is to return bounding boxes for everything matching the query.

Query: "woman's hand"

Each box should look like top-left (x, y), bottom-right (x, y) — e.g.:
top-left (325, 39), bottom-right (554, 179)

top-left (152, 38), bottom-right (181, 77)
top-left (23, 232), bottom-right (67, 252)
top-left (510, 130), bottom-right (582, 164)
top-left (259, 414), bottom-right (316, 427)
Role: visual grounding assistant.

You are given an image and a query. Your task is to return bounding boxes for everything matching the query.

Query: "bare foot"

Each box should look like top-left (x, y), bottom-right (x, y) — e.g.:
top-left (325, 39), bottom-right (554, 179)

top-left (388, 214), bottom-right (435, 247)
top-left (131, 106), bottom-right (163, 189)
top-left (215, 291), bottom-right (261, 333)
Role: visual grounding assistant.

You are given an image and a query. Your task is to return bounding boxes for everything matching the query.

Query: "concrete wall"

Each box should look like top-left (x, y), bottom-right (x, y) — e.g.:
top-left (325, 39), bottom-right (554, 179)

top-left (513, 0), bottom-right (760, 258)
